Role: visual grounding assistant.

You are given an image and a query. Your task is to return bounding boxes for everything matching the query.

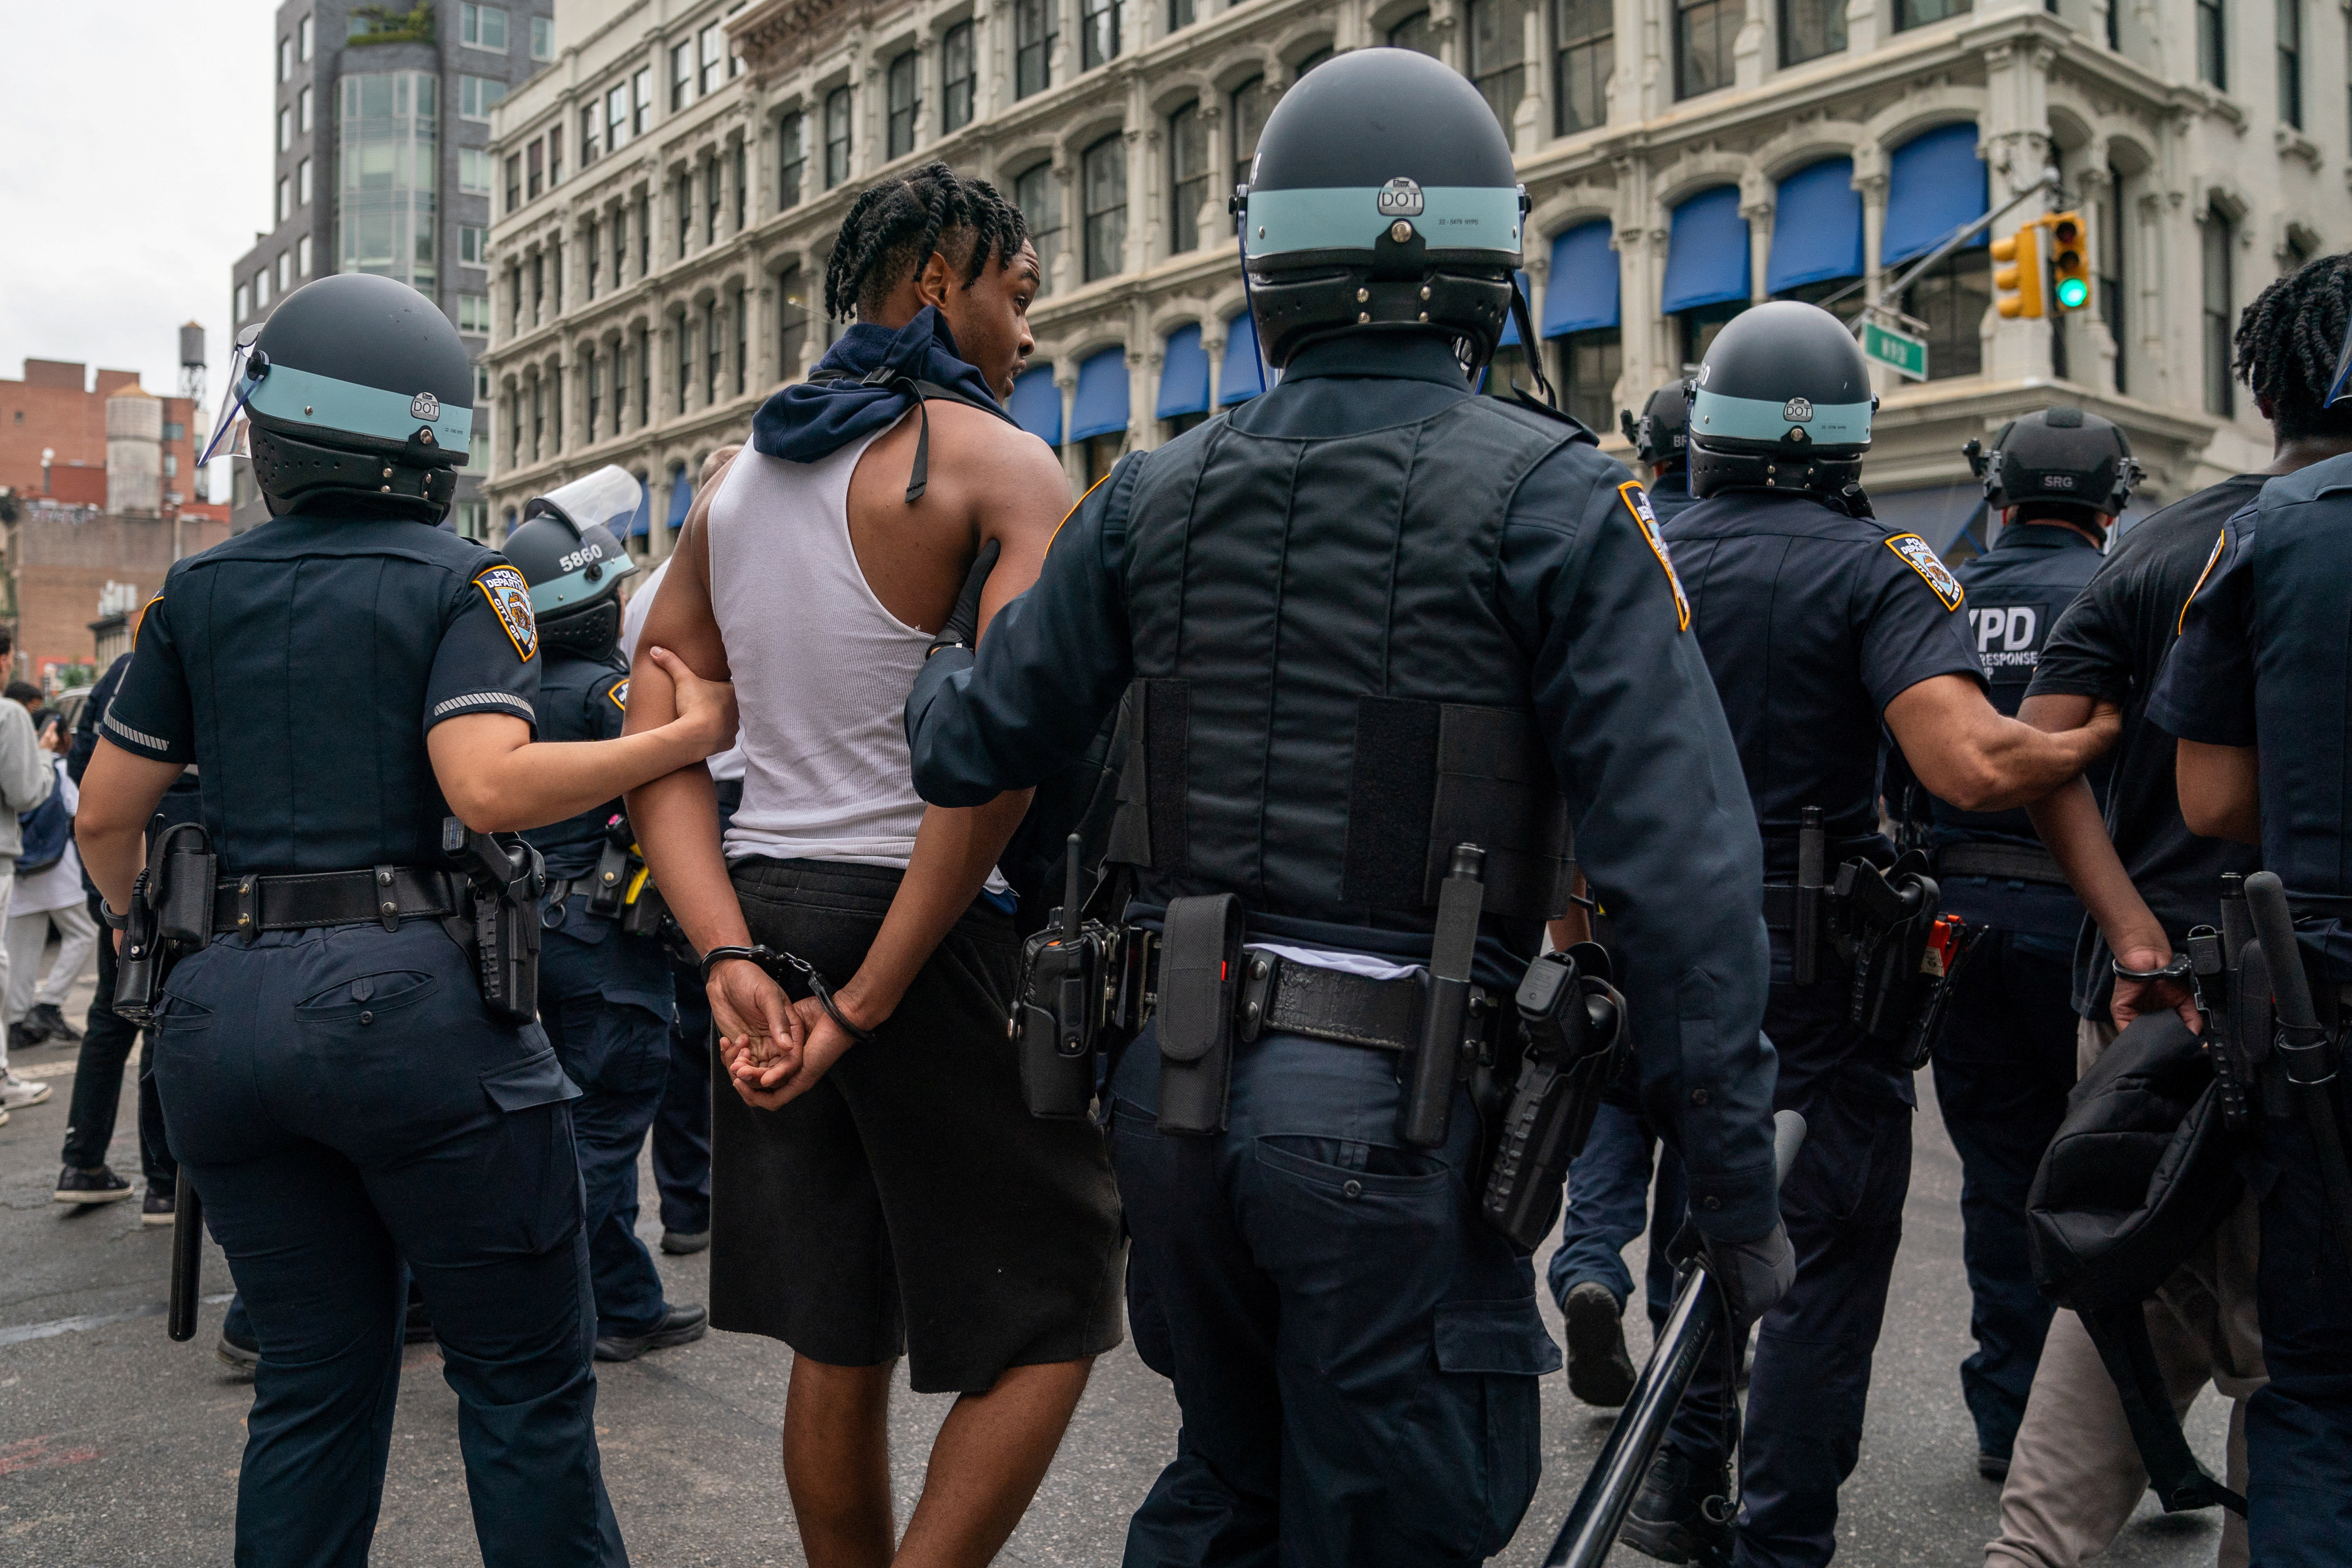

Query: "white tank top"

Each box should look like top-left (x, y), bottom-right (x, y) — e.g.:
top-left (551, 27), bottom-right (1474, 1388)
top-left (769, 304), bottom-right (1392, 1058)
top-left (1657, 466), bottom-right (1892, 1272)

top-left (708, 420), bottom-right (969, 874)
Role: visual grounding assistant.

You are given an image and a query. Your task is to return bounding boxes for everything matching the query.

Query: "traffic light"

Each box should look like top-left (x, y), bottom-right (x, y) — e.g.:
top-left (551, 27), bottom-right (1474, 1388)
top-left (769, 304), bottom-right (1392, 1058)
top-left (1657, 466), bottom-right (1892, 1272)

top-left (2046, 210), bottom-right (2091, 311)
top-left (1992, 222), bottom-right (2044, 319)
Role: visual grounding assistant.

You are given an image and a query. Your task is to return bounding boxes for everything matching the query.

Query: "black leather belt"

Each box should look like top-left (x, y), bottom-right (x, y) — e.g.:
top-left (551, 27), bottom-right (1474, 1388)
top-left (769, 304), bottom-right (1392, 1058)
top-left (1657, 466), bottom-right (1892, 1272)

top-left (1237, 949), bottom-right (1470, 1053)
top-left (213, 866), bottom-right (459, 935)
top-left (1936, 842), bottom-right (2069, 886)
top-left (1761, 885), bottom-right (1804, 931)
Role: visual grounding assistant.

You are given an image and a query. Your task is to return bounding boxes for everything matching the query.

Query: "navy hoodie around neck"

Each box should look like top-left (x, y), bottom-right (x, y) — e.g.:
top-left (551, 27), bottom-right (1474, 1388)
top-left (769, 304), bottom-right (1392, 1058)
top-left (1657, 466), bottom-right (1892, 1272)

top-left (749, 306), bottom-right (1006, 465)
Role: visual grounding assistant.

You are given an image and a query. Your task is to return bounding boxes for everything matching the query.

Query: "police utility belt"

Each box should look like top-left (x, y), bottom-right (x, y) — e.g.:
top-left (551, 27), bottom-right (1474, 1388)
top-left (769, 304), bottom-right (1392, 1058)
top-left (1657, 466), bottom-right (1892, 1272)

top-left (111, 818), bottom-right (549, 1028)
top-left (1010, 836), bottom-right (1627, 1250)
top-left (543, 837), bottom-right (674, 947)
top-left (1759, 807), bottom-right (1981, 1069)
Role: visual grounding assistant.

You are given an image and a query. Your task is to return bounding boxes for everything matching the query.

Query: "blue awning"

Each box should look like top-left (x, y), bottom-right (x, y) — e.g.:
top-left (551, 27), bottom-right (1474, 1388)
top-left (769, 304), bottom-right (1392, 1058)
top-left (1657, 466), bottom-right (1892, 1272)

top-left (663, 465), bottom-right (691, 533)
top-left (1766, 158), bottom-right (1863, 294)
top-left (1010, 364), bottom-right (1061, 445)
top-left (1883, 123), bottom-right (1987, 267)
top-left (1220, 310), bottom-right (1269, 404)
top-left (1496, 270), bottom-right (1535, 346)
top-left (1543, 221), bottom-right (1619, 337)
top-left (1070, 348), bottom-right (1130, 443)
top-left (627, 476), bottom-right (652, 537)
top-left (1157, 324), bottom-right (1209, 418)
top-left (1660, 187), bottom-right (1750, 315)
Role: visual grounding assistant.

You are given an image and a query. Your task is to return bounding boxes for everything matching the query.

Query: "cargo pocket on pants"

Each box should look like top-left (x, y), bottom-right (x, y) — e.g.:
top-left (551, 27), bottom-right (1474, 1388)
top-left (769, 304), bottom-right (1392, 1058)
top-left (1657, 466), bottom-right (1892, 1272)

top-left (1434, 1296), bottom-right (1557, 1555)
top-left (475, 1047), bottom-right (586, 1255)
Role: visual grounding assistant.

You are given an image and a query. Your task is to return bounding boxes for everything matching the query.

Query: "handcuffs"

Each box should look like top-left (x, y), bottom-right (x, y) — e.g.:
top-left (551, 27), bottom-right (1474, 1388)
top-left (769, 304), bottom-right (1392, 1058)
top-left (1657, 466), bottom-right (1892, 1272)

top-left (698, 944), bottom-right (880, 1045)
top-left (2112, 952), bottom-right (2195, 985)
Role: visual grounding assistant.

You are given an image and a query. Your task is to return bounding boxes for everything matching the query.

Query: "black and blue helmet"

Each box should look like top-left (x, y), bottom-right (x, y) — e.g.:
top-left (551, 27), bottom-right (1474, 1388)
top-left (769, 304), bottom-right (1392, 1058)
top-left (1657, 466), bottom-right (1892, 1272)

top-left (207, 273), bottom-right (473, 521)
top-left (503, 467), bottom-right (643, 657)
top-left (1688, 301), bottom-right (1876, 499)
top-left (1237, 47), bottom-right (1527, 370)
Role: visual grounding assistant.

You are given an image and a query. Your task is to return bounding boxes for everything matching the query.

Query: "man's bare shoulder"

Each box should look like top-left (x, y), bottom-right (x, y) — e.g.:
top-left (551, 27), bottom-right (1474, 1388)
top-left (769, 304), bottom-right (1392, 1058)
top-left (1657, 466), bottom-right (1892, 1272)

top-left (926, 399), bottom-right (1061, 479)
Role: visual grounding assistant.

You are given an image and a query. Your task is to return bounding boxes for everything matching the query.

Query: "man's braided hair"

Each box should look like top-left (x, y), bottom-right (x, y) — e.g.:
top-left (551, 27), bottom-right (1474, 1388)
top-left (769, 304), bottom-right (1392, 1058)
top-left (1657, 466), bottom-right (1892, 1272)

top-left (824, 161), bottom-right (1029, 324)
top-left (2233, 251), bottom-right (2352, 440)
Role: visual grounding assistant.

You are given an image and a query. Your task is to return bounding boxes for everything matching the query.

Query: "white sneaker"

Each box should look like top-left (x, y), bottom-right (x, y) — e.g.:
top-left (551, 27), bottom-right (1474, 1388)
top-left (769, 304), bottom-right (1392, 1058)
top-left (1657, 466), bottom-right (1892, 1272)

top-left (0, 1106), bottom-right (9, 1126)
top-left (0, 1070), bottom-right (51, 1108)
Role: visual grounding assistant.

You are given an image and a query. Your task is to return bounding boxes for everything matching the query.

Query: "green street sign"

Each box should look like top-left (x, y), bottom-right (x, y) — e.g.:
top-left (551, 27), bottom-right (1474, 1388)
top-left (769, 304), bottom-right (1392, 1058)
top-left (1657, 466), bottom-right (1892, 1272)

top-left (1862, 320), bottom-right (1928, 380)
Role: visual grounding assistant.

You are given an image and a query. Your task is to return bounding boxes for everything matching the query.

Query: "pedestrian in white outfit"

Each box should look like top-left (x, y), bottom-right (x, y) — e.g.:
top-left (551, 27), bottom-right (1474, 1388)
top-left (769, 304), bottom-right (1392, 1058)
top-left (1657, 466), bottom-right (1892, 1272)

top-left (0, 689), bottom-right (57, 1111)
top-left (8, 757), bottom-right (95, 1053)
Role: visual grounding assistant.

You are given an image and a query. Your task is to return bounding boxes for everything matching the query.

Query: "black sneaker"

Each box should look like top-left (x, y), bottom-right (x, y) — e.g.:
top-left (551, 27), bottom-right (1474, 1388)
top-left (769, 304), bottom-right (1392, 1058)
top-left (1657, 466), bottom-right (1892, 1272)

top-left (1561, 1280), bottom-right (1639, 1407)
top-left (26, 1003), bottom-right (79, 1043)
top-left (142, 1186), bottom-right (178, 1226)
top-left (216, 1323), bottom-right (260, 1380)
top-left (55, 1165), bottom-right (133, 1204)
top-left (1978, 1450), bottom-right (2011, 1481)
top-left (1622, 1447), bottom-right (1736, 1568)
top-left (660, 1228), bottom-right (711, 1256)
top-left (595, 1303), bottom-right (709, 1362)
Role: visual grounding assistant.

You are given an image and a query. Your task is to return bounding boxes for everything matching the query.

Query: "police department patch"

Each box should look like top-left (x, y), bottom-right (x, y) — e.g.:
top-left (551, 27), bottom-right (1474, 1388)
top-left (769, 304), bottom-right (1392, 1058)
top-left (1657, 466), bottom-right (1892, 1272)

top-left (1885, 533), bottom-right (1963, 611)
top-left (2180, 528), bottom-right (2227, 635)
top-left (475, 566), bottom-right (539, 661)
top-left (1619, 481), bottom-right (1691, 632)
top-left (608, 678), bottom-right (629, 711)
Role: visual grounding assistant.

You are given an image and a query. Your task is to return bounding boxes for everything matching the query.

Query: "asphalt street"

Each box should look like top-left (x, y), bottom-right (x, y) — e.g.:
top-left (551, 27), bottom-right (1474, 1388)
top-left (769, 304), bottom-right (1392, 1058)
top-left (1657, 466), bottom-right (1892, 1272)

top-left (0, 964), bottom-right (2233, 1567)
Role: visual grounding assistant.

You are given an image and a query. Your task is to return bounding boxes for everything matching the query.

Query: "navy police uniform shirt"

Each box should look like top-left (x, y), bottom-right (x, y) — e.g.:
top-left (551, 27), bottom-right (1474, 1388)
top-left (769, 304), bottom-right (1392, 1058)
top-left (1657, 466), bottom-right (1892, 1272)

top-left (1911, 519), bottom-right (2107, 942)
top-left (524, 650), bottom-right (630, 882)
top-left (1646, 464), bottom-right (1698, 525)
top-left (103, 514), bottom-right (539, 876)
top-left (1661, 491), bottom-right (1985, 873)
top-left (907, 332), bottom-right (1780, 1243)
top-left (2150, 452), bottom-right (2352, 980)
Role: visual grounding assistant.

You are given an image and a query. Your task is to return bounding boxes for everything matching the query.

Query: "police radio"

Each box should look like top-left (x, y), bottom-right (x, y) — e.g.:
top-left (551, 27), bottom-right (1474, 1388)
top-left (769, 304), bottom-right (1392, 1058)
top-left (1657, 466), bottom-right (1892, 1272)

top-left (1480, 943), bottom-right (1626, 1249)
top-left (1013, 835), bottom-right (1115, 1119)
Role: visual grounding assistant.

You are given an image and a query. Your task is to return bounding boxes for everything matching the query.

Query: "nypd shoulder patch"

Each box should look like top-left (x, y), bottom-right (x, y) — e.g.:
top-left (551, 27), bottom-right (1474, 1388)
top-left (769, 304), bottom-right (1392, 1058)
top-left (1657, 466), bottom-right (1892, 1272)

top-left (1619, 481), bottom-right (1691, 632)
top-left (475, 566), bottom-right (539, 661)
top-left (2179, 528), bottom-right (2227, 635)
top-left (1884, 533), bottom-right (1964, 611)
top-left (607, 677), bottom-right (629, 712)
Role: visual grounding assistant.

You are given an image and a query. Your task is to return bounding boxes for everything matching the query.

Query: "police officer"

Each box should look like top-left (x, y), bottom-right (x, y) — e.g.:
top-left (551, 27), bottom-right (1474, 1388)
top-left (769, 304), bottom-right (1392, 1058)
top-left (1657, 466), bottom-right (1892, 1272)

top-left (1631, 303), bottom-right (2121, 1568)
top-left (1890, 409), bottom-right (2136, 1480)
top-left (905, 48), bottom-right (1790, 1567)
top-left (503, 468), bottom-right (708, 1362)
top-left (2147, 251), bottom-right (2352, 1566)
top-left (1623, 379), bottom-right (1699, 522)
top-left (73, 272), bottom-right (736, 1568)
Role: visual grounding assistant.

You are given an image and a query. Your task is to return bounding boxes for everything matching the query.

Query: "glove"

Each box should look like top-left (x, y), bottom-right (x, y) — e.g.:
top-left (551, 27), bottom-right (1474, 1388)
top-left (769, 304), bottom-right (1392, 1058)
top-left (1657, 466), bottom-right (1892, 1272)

top-left (1698, 1221), bottom-right (1794, 1335)
top-left (928, 538), bottom-right (1001, 660)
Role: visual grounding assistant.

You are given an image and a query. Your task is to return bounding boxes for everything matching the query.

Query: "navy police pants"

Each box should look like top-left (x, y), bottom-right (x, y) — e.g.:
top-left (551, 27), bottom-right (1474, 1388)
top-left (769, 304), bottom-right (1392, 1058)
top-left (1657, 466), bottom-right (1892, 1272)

top-left (150, 921), bottom-right (625, 1568)
top-left (652, 953), bottom-right (712, 1237)
top-left (2245, 1107), bottom-right (2352, 1565)
top-left (539, 898), bottom-right (675, 1338)
top-left (1666, 960), bottom-right (1912, 1568)
top-left (1926, 923), bottom-right (2076, 1462)
top-left (1107, 1021), bottom-right (1559, 1568)
top-left (1547, 1061), bottom-right (1687, 1333)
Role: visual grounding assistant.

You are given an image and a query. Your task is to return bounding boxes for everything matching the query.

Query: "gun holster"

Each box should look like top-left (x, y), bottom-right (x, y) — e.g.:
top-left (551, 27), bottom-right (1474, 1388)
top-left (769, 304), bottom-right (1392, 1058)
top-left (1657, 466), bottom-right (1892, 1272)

top-left (442, 817), bottom-right (546, 1025)
top-left (1480, 942), bottom-right (1627, 1249)
top-left (1156, 893), bottom-right (1244, 1134)
top-left (1837, 856), bottom-right (1941, 1054)
top-left (113, 820), bottom-right (215, 1025)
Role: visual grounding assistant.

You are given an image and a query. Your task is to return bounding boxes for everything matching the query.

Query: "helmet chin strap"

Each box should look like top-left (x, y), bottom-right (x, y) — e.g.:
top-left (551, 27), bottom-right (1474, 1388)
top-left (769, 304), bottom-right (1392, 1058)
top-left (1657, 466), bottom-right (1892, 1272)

top-left (1505, 274), bottom-right (1558, 411)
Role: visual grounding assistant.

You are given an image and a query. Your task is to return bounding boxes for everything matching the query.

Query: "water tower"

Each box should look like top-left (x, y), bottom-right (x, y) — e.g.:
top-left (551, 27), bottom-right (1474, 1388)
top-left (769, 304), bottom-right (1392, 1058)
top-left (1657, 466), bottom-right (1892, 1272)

top-left (179, 321), bottom-right (205, 406)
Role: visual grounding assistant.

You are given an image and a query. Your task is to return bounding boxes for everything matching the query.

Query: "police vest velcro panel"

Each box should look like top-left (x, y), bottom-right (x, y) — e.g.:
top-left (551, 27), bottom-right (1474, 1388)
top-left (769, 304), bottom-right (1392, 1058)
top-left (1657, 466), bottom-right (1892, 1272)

top-left (1112, 397), bottom-right (1581, 925)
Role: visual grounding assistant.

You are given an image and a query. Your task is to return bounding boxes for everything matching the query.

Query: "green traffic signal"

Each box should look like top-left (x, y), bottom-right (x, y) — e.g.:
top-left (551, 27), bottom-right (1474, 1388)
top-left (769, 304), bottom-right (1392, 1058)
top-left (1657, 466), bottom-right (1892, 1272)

top-left (2054, 276), bottom-right (2090, 310)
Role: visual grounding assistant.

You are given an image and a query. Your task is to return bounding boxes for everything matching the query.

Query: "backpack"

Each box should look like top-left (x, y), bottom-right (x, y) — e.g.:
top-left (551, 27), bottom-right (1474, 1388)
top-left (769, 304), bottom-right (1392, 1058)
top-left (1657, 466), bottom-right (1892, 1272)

top-left (16, 769), bottom-right (70, 876)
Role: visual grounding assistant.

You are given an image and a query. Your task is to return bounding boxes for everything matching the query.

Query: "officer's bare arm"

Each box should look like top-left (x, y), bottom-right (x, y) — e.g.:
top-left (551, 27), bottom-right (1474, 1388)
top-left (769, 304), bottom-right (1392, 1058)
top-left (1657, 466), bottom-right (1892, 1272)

top-left (2176, 739), bottom-right (2261, 844)
top-left (75, 745), bottom-right (191, 912)
top-left (1883, 672), bottom-right (2120, 813)
top-left (428, 645), bottom-right (736, 834)
top-left (2017, 691), bottom-right (2199, 1030)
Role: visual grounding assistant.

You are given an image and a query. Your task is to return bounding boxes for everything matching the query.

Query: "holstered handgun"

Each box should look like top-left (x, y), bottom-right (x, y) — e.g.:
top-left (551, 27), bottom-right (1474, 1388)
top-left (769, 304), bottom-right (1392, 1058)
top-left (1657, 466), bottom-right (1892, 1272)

top-left (1480, 942), bottom-right (1627, 1248)
top-left (1014, 835), bottom-right (1115, 1120)
top-left (443, 816), bottom-right (546, 1025)
top-left (2186, 921), bottom-right (2251, 1132)
top-left (1403, 844), bottom-right (1487, 1149)
top-left (114, 820), bottom-right (215, 1026)
top-left (1837, 855), bottom-right (1941, 1051)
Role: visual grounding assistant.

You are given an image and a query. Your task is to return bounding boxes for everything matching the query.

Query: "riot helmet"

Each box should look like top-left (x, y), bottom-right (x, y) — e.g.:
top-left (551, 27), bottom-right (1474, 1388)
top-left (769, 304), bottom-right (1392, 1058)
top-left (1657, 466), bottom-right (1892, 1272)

top-left (502, 467), bottom-right (643, 657)
top-left (1687, 302), bottom-right (1875, 500)
top-left (202, 273), bottom-right (473, 522)
top-left (1620, 380), bottom-right (1691, 469)
top-left (1964, 406), bottom-right (2140, 524)
top-left (1237, 48), bottom-right (1530, 375)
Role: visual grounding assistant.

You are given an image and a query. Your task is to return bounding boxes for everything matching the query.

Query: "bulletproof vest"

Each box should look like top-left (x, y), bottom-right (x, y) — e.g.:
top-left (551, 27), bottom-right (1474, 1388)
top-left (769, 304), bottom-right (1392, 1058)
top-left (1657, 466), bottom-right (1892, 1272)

top-left (523, 647), bottom-right (628, 882)
top-left (2242, 458), bottom-right (2352, 904)
top-left (1927, 522), bottom-right (2106, 849)
top-left (1110, 395), bottom-right (1581, 931)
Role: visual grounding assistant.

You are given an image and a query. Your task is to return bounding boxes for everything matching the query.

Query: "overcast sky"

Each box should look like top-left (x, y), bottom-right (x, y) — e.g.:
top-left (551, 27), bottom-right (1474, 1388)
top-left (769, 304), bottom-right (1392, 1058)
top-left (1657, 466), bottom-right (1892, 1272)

top-left (0, 2), bottom-right (274, 398)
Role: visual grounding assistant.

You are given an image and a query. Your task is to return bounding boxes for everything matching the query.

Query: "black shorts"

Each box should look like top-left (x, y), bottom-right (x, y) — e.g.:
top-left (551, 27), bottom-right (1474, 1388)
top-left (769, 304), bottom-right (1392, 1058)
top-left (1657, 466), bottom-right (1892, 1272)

top-left (708, 857), bottom-right (1127, 1393)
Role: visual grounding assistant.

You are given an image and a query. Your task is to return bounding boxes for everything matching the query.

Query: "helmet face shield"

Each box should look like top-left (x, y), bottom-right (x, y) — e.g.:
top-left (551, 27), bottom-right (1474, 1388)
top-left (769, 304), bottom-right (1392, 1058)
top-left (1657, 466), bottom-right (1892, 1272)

top-left (197, 327), bottom-right (265, 467)
top-left (524, 465), bottom-right (644, 538)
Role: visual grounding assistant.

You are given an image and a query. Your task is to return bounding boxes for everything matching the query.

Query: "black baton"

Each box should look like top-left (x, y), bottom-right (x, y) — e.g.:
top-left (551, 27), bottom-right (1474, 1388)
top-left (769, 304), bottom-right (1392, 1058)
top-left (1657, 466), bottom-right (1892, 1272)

top-left (168, 1181), bottom-right (203, 1343)
top-left (1403, 844), bottom-right (1484, 1149)
top-left (2242, 871), bottom-right (2352, 1267)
